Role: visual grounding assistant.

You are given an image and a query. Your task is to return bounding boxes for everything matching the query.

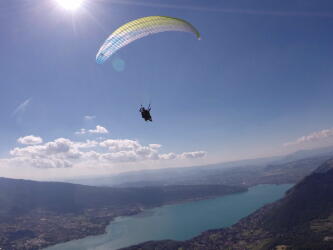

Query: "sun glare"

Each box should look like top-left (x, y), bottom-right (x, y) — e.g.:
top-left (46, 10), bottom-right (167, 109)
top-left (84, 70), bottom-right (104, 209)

top-left (55, 0), bottom-right (84, 11)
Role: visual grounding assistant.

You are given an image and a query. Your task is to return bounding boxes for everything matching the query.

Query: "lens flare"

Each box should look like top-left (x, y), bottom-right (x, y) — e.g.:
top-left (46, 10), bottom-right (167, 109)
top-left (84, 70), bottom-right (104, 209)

top-left (112, 57), bottom-right (126, 72)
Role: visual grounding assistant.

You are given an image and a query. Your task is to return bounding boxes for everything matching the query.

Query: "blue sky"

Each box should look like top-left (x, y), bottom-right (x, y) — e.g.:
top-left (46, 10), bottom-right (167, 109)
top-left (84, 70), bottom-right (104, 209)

top-left (1, 0), bottom-right (333, 179)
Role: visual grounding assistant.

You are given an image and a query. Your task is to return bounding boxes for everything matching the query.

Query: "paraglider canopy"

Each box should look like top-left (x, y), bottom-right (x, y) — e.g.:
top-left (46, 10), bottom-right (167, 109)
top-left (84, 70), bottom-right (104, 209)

top-left (96, 16), bottom-right (201, 64)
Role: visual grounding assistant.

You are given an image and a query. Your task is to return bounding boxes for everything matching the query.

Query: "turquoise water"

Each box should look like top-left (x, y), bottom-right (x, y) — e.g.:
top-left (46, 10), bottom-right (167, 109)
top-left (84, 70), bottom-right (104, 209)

top-left (46, 184), bottom-right (292, 250)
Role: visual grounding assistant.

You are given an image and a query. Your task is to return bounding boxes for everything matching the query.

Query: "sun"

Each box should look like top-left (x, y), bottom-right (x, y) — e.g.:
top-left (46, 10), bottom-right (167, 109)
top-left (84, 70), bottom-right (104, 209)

top-left (55, 0), bottom-right (84, 11)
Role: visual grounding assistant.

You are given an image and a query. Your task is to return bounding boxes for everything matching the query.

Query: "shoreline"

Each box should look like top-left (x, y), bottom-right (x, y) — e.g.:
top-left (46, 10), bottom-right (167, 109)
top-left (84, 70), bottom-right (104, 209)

top-left (45, 184), bottom-right (293, 250)
top-left (43, 188), bottom-right (249, 249)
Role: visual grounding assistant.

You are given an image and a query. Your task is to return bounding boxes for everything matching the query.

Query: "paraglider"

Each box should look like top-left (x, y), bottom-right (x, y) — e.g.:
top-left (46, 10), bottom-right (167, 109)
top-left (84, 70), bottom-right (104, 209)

top-left (96, 16), bottom-right (200, 122)
top-left (139, 105), bottom-right (152, 122)
top-left (96, 16), bottom-right (200, 64)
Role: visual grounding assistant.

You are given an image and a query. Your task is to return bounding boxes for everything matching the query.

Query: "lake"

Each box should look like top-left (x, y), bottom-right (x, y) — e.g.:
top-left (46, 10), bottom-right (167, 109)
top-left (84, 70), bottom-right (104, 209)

top-left (46, 184), bottom-right (292, 250)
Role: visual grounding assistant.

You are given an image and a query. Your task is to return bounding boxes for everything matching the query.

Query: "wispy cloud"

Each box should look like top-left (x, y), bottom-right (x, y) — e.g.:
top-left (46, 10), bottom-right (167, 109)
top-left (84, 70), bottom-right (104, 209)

top-left (75, 125), bottom-right (109, 135)
top-left (12, 98), bottom-right (31, 116)
top-left (84, 115), bottom-right (96, 121)
top-left (284, 128), bottom-right (333, 147)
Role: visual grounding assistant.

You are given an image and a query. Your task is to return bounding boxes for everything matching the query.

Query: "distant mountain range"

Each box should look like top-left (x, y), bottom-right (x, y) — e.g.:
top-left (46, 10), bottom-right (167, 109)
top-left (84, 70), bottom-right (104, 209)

top-left (68, 146), bottom-right (333, 188)
top-left (122, 159), bottom-right (333, 250)
top-left (278, 145), bottom-right (333, 163)
top-left (68, 155), bottom-right (333, 187)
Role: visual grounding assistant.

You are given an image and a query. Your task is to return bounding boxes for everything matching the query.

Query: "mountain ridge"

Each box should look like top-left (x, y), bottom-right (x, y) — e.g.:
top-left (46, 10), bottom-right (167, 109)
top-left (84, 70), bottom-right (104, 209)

top-left (122, 158), bottom-right (333, 250)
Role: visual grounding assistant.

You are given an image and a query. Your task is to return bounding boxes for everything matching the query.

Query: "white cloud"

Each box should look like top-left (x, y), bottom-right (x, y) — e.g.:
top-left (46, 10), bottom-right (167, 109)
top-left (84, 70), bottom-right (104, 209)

top-left (75, 140), bottom-right (99, 149)
top-left (12, 98), bottom-right (31, 116)
top-left (180, 151), bottom-right (207, 159)
top-left (159, 153), bottom-right (177, 160)
top-left (100, 139), bottom-right (140, 151)
top-left (10, 138), bottom-right (81, 159)
top-left (149, 144), bottom-right (162, 149)
top-left (89, 125), bottom-right (109, 134)
top-left (100, 151), bottom-right (139, 163)
top-left (100, 139), bottom-right (160, 161)
top-left (17, 135), bottom-right (43, 145)
top-left (84, 115), bottom-right (96, 121)
top-left (2, 136), bottom-right (207, 170)
top-left (75, 125), bottom-right (109, 135)
top-left (284, 128), bottom-right (333, 147)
